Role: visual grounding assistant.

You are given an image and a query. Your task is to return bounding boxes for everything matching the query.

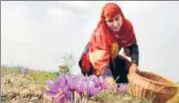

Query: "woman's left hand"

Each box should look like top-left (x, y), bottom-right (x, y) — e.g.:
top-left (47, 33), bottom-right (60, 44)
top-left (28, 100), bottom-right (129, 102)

top-left (129, 63), bottom-right (139, 74)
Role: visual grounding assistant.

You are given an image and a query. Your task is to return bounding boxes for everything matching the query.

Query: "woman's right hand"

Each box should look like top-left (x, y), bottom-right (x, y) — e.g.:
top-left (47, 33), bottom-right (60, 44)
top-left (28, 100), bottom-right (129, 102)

top-left (129, 63), bottom-right (140, 74)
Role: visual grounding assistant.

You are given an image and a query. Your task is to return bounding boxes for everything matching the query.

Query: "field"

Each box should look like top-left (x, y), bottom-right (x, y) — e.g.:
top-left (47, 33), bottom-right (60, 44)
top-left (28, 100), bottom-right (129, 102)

top-left (1, 66), bottom-right (179, 103)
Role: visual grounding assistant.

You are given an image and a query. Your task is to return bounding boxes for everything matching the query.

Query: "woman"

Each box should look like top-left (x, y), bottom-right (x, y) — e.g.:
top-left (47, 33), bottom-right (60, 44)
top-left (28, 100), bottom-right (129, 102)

top-left (79, 3), bottom-right (140, 85)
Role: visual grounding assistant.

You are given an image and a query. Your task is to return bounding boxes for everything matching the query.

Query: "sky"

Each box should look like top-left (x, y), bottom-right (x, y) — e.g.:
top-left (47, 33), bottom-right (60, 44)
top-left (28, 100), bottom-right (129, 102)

top-left (1, 1), bottom-right (179, 82)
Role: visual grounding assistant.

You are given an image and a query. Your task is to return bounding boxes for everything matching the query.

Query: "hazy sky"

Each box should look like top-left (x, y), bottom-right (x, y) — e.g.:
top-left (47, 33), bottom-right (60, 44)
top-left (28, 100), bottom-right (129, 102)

top-left (1, 1), bottom-right (179, 82)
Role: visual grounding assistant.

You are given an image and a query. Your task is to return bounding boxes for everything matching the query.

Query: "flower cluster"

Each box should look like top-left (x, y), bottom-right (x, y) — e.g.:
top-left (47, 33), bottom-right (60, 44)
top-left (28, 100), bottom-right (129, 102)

top-left (45, 74), bottom-right (108, 103)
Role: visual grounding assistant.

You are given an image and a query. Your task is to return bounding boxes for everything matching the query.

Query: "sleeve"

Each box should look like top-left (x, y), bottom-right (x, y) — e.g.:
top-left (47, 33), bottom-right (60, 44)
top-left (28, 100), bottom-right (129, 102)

top-left (127, 44), bottom-right (139, 65)
top-left (78, 42), bottom-right (91, 75)
top-left (88, 27), bottom-right (113, 76)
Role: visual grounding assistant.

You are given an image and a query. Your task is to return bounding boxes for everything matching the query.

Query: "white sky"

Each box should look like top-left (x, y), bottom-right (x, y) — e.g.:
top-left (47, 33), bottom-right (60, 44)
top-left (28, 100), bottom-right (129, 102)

top-left (1, 1), bottom-right (179, 82)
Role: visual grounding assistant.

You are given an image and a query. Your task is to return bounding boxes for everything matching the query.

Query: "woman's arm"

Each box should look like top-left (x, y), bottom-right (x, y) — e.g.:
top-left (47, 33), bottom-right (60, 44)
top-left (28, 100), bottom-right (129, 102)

top-left (127, 43), bottom-right (139, 65)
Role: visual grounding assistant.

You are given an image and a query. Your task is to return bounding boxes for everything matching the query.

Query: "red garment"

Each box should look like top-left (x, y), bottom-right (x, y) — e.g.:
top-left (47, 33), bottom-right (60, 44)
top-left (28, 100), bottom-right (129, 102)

top-left (81, 54), bottom-right (91, 73)
top-left (82, 3), bottom-right (137, 76)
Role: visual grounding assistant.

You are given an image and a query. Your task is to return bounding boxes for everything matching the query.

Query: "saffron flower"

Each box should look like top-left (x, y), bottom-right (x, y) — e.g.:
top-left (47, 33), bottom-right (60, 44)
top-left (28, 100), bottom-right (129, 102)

top-left (21, 67), bottom-right (29, 75)
top-left (114, 83), bottom-right (128, 93)
top-left (45, 74), bottom-right (109, 103)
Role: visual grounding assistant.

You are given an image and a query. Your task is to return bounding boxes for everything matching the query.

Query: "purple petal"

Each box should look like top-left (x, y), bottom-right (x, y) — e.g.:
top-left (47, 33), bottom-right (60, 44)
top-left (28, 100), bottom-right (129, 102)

top-left (81, 80), bottom-right (88, 94)
top-left (69, 76), bottom-right (79, 91)
top-left (101, 82), bottom-right (108, 89)
top-left (88, 75), bottom-right (98, 83)
top-left (98, 76), bottom-right (108, 89)
top-left (88, 87), bottom-right (101, 97)
top-left (59, 95), bottom-right (66, 103)
top-left (22, 68), bottom-right (29, 75)
top-left (75, 76), bottom-right (86, 94)
top-left (63, 89), bottom-right (72, 100)
top-left (56, 75), bottom-right (73, 100)
top-left (98, 76), bottom-right (105, 83)
top-left (87, 81), bottom-right (102, 97)
top-left (46, 80), bottom-right (61, 94)
top-left (44, 90), bottom-right (58, 97)
top-left (55, 75), bottom-right (69, 90)
top-left (115, 83), bottom-right (128, 93)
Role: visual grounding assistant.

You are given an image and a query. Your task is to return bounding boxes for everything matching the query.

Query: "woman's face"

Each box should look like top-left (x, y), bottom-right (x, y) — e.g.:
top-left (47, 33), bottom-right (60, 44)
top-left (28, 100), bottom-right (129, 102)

top-left (105, 14), bottom-right (123, 32)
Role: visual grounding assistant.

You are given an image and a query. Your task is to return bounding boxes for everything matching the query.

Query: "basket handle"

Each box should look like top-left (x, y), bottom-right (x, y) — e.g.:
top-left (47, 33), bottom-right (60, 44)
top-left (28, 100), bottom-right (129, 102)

top-left (157, 86), bottom-right (165, 92)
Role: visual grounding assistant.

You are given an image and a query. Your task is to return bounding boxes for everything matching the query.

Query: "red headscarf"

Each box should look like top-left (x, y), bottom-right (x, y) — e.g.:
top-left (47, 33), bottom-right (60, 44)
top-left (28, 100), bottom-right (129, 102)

top-left (94, 3), bottom-right (136, 48)
top-left (85, 3), bottom-right (137, 76)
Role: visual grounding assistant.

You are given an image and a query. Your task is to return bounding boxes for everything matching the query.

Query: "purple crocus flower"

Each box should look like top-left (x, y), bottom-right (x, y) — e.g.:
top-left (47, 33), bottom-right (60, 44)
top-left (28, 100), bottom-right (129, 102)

top-left (80, 75), bottom-right (103, 97)
top-left (45, 74), bottom-right (73, 102)
top-left (54, 74), bottom-right (73, 100)
top-left (88, 75), bottom-right (98, 82)
top-left (45, 74), bottom-right (108, 102)
top-left (69, 75), bottom-right (85, 95)
top-left (95, 76), bottom-right (108, 89)
top-left (22, 67), bottom-right (29, 75)
top-left (55, 74), bottom-right (69, 90)
top-left (68, 75), bottom-right (79, 91)
top-left (114, 83), bottom-right (128, 93)
top-left (87, 80), bottom-right (102, 97)
top-left (45, 80), bottom-right (61, 98)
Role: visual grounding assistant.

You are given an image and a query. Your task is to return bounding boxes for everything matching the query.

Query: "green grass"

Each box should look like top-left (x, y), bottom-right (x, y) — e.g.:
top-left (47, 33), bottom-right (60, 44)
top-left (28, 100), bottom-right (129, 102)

top-left (27, 70), bottom-right (58, 85)
top-left (1, 65), bottom-right (22, 75)
top-left (1, 65), bottom-right (58, 85)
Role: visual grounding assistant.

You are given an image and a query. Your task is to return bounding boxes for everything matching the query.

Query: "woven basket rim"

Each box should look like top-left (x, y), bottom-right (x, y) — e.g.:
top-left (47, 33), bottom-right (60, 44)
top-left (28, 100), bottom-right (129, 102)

top-left (128, 71), bottom-right (178, 88)
top-left (128, 82), bottom-right (177, 103)
top-left (128, 79), bottom-right (178, 94)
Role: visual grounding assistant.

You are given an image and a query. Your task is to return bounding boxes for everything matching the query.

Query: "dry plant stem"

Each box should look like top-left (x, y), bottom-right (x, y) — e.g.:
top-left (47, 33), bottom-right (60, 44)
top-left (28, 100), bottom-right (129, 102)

top-left (81, 94), bottom-right (90, 103)
top-left (53, 92), bottom-right (63, 103)
top-left (81, 93), bottom-right (86, 103)
top-left (86, 96), bottom-right (90, 103)
top-left (53, 95), bottom-right (61, 103)
top-left (82, 96), bottom-right (86, 103)
top-left (79, 94), bottom-right (83, 103)
top-left (71, 91), bottom-right (75, 103)
top-left (74, 92), bottom-right (78, 103)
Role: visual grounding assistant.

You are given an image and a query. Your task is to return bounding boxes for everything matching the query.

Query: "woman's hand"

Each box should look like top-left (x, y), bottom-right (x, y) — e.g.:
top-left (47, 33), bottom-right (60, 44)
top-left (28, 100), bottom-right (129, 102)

top-left (129, 63), bottom-right (139, 74)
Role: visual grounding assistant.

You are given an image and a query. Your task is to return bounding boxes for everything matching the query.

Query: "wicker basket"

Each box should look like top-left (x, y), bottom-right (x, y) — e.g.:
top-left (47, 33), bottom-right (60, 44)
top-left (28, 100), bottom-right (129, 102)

top-left (127, 71), bottom-right (178, 103)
